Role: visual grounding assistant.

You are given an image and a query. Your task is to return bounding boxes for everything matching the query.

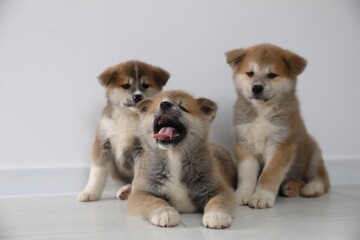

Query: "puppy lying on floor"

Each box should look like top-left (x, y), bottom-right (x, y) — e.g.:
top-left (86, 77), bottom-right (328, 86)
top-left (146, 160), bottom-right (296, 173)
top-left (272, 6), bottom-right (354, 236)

top-left (226, 43), bottom-right (330, 208)
top-left (127, 90), bottom-right (237, 229)
top-left (78, 60), bottom-right (169, 202)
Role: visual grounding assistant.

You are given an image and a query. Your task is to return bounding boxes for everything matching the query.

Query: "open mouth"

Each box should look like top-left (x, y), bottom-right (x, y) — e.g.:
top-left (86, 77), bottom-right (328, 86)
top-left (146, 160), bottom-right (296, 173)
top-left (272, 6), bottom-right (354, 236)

top-left (153, 115), bottom-right (186, 146)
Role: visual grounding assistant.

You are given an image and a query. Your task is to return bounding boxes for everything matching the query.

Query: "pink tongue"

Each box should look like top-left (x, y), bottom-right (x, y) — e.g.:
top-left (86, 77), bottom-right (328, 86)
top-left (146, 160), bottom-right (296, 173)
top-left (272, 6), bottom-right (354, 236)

top-left (153, 127), bottom-right (176, 140)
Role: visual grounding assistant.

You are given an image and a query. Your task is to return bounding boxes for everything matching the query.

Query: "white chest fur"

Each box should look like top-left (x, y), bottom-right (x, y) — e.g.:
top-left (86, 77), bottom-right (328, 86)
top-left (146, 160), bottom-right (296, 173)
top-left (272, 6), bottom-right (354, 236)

top-left (160, 151), bottom-right (196, 213)
top-left (237, 107), bottom-right (287, 156)
top-left (98, 108), bottom-right (139, 160)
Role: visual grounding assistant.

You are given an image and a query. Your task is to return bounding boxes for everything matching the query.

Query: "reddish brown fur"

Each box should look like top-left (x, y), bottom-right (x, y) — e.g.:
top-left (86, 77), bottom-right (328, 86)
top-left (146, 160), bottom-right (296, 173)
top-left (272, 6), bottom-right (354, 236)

top-left (91, 61), bottom-right (169, 167)
top-left (142, 90), bottom-right (216, 121)
top-left (78, 60), bottom-right (169, 202)
top-left (98, 60), bottom-right (169, 89)
top-left (227, 44), bottom-right (307, 78)
top-left (226, 44), bottom-right (330, 208)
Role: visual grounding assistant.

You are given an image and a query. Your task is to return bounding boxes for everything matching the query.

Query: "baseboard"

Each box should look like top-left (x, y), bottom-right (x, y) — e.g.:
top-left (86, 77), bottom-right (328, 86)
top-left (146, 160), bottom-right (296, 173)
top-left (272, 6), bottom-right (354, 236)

top-left (0, 166), bottom-right (114, 198)
top-left (325, 158), bottom-right (360, 185)
top-left (0, 158), bottom-right (359, 197)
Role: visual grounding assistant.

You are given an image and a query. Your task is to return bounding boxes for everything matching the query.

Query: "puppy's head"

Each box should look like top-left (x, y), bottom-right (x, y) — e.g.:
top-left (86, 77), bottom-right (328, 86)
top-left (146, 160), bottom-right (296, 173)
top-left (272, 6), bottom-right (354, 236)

top-left (98, 60), bottom-right (170, 108)
top-left (136, 90), bottom-right (217, 151)
top-left (226, 44), bottom-right (307, 104)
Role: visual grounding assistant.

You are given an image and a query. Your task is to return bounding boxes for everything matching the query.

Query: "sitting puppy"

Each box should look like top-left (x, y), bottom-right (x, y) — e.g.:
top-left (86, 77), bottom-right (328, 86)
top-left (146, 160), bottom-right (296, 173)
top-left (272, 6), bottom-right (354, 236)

top-left (225, 44), bottom-right (330, 208)
top-left (127, 90), bottom-right (237, 229)
top-left (78, 60), bottom-right (169, 202)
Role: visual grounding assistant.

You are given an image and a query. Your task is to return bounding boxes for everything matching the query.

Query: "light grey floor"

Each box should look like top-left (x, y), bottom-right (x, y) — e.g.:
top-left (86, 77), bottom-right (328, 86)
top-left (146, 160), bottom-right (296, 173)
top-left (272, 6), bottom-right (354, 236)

top-left (1, 185), bottom-right (359, 240)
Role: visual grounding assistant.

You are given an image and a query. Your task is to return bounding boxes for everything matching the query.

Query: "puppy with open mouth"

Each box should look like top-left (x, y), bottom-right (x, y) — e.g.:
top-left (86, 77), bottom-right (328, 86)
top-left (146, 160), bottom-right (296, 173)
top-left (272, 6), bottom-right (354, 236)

top-left (78, 60), bottom-right (169, 202)
top-left (127, 90), bottom-right (237, 229)
top-left (226, 44), bottom-right (330, 208)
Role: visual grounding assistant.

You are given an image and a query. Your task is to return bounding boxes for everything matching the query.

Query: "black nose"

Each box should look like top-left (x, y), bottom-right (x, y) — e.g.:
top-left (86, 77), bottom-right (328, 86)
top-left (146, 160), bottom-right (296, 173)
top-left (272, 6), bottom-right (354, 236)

top-left (252, 85), bottom-right (264, 95)
top-left (160, 101), bottom-right (173, 110)
top-left (133, 94), bottom-right (143, 103)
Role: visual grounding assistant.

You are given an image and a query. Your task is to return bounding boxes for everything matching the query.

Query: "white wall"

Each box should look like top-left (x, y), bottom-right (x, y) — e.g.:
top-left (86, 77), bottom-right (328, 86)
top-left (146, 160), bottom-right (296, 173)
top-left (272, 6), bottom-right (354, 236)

top-left (0, 0), bottom-right (359, 192)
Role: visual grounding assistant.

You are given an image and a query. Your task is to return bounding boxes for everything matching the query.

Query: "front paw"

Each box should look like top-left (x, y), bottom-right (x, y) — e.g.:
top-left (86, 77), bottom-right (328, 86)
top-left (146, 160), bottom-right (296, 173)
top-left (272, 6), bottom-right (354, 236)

top-left (248, 189), bottom-right (275, 209)
top-left (235, 189), bottom-right (253, 206)
top-left (77, 192), bottom-right (101, 202)
top-left (150, 207), bottom-right (180, 227)
top-left (202, 212), bottom-right (232, 229)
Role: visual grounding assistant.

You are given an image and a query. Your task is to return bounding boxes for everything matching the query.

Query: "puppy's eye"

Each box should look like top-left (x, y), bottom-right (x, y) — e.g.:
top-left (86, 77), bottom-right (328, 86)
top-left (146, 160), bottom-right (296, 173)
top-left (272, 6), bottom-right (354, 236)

top-left (267, 73), bottom-right (278, 79)
top-left (246, 71), bottom-right (254, 77)
top-left (122, 84), bottom-right (131, 89)
top-left (179, 105), bottom-right (189, 113)
top-left (142, 83), bottom-right (150, 89)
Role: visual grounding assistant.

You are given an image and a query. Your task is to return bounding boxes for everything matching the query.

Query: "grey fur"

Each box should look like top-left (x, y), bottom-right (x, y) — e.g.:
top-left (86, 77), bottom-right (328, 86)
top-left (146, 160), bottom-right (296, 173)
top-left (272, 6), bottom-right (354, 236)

top-left (148, 153), bottom-right (170, 187)
top-left (122, 148), bottom-right (135, 170)
top-left (133, 137), bottom-right (143, 159)
top-left (138, 151), bottom-right (171, 203)
top-left (210, 144), bottom-right (238, 190)
top-left (131, 91), bottom-right (237, 220)
top-left (121, 137), bottom-right (143, 170)
top-left (111, 161), bottom-right (133, 183)
top-left (139, 145), bottom-right (223, 212)
top-left (103, 139), bottom-right (112, 150)
top-left (101, 136), bottom-right (143, 184)
top-left (180, 147), bottom-right (221, 211)
top-left (234, 95), bottom-right (258, 125)
top-left (99, 139), bottom-right (115, 167)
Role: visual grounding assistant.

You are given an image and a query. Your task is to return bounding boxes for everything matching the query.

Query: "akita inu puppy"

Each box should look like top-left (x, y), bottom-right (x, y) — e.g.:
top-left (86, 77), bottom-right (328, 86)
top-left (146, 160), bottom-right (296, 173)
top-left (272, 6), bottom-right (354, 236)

top-left (225, 44), bottom-right (330, 208)
top-left (127, 90), bottom-right (237, 229)
top-left (78, 60), bottom-right (169, 202)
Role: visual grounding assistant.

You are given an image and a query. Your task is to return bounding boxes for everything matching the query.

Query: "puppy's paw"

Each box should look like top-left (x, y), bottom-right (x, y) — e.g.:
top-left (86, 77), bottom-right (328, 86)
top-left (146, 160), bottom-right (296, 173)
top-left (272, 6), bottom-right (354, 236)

top-left (150, 207), bottom-right (180, 227)
top-left (235, 189), bottom-right (253, 206)
top-left (116, 184), bottom-right (132, 200)
top-left (77, 192), bottom-right (101, 202)
top-left (249, 189), bottom-right (275, 209)
top-left (281, 180), bottom-right (301, 197)
top-left (202, 212), bottom-right (232, 229)
top-left (301, 181), bottom-right (325, 198)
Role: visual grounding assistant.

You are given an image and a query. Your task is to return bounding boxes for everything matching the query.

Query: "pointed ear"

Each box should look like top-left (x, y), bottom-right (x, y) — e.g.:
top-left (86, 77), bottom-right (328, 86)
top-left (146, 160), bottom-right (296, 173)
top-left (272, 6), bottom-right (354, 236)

top-left (282, 50), bottom-right (307, 76)
top-left (97, 66), bottom-right (118, 87)
top-left (152, 66), bottom-right (170, 87)
top-left (197, 98), bottom-right (218, 122)
top-left (225, 48), bottom-right (247, 68)
top-left (136, 98), bottom-right (153, 114)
